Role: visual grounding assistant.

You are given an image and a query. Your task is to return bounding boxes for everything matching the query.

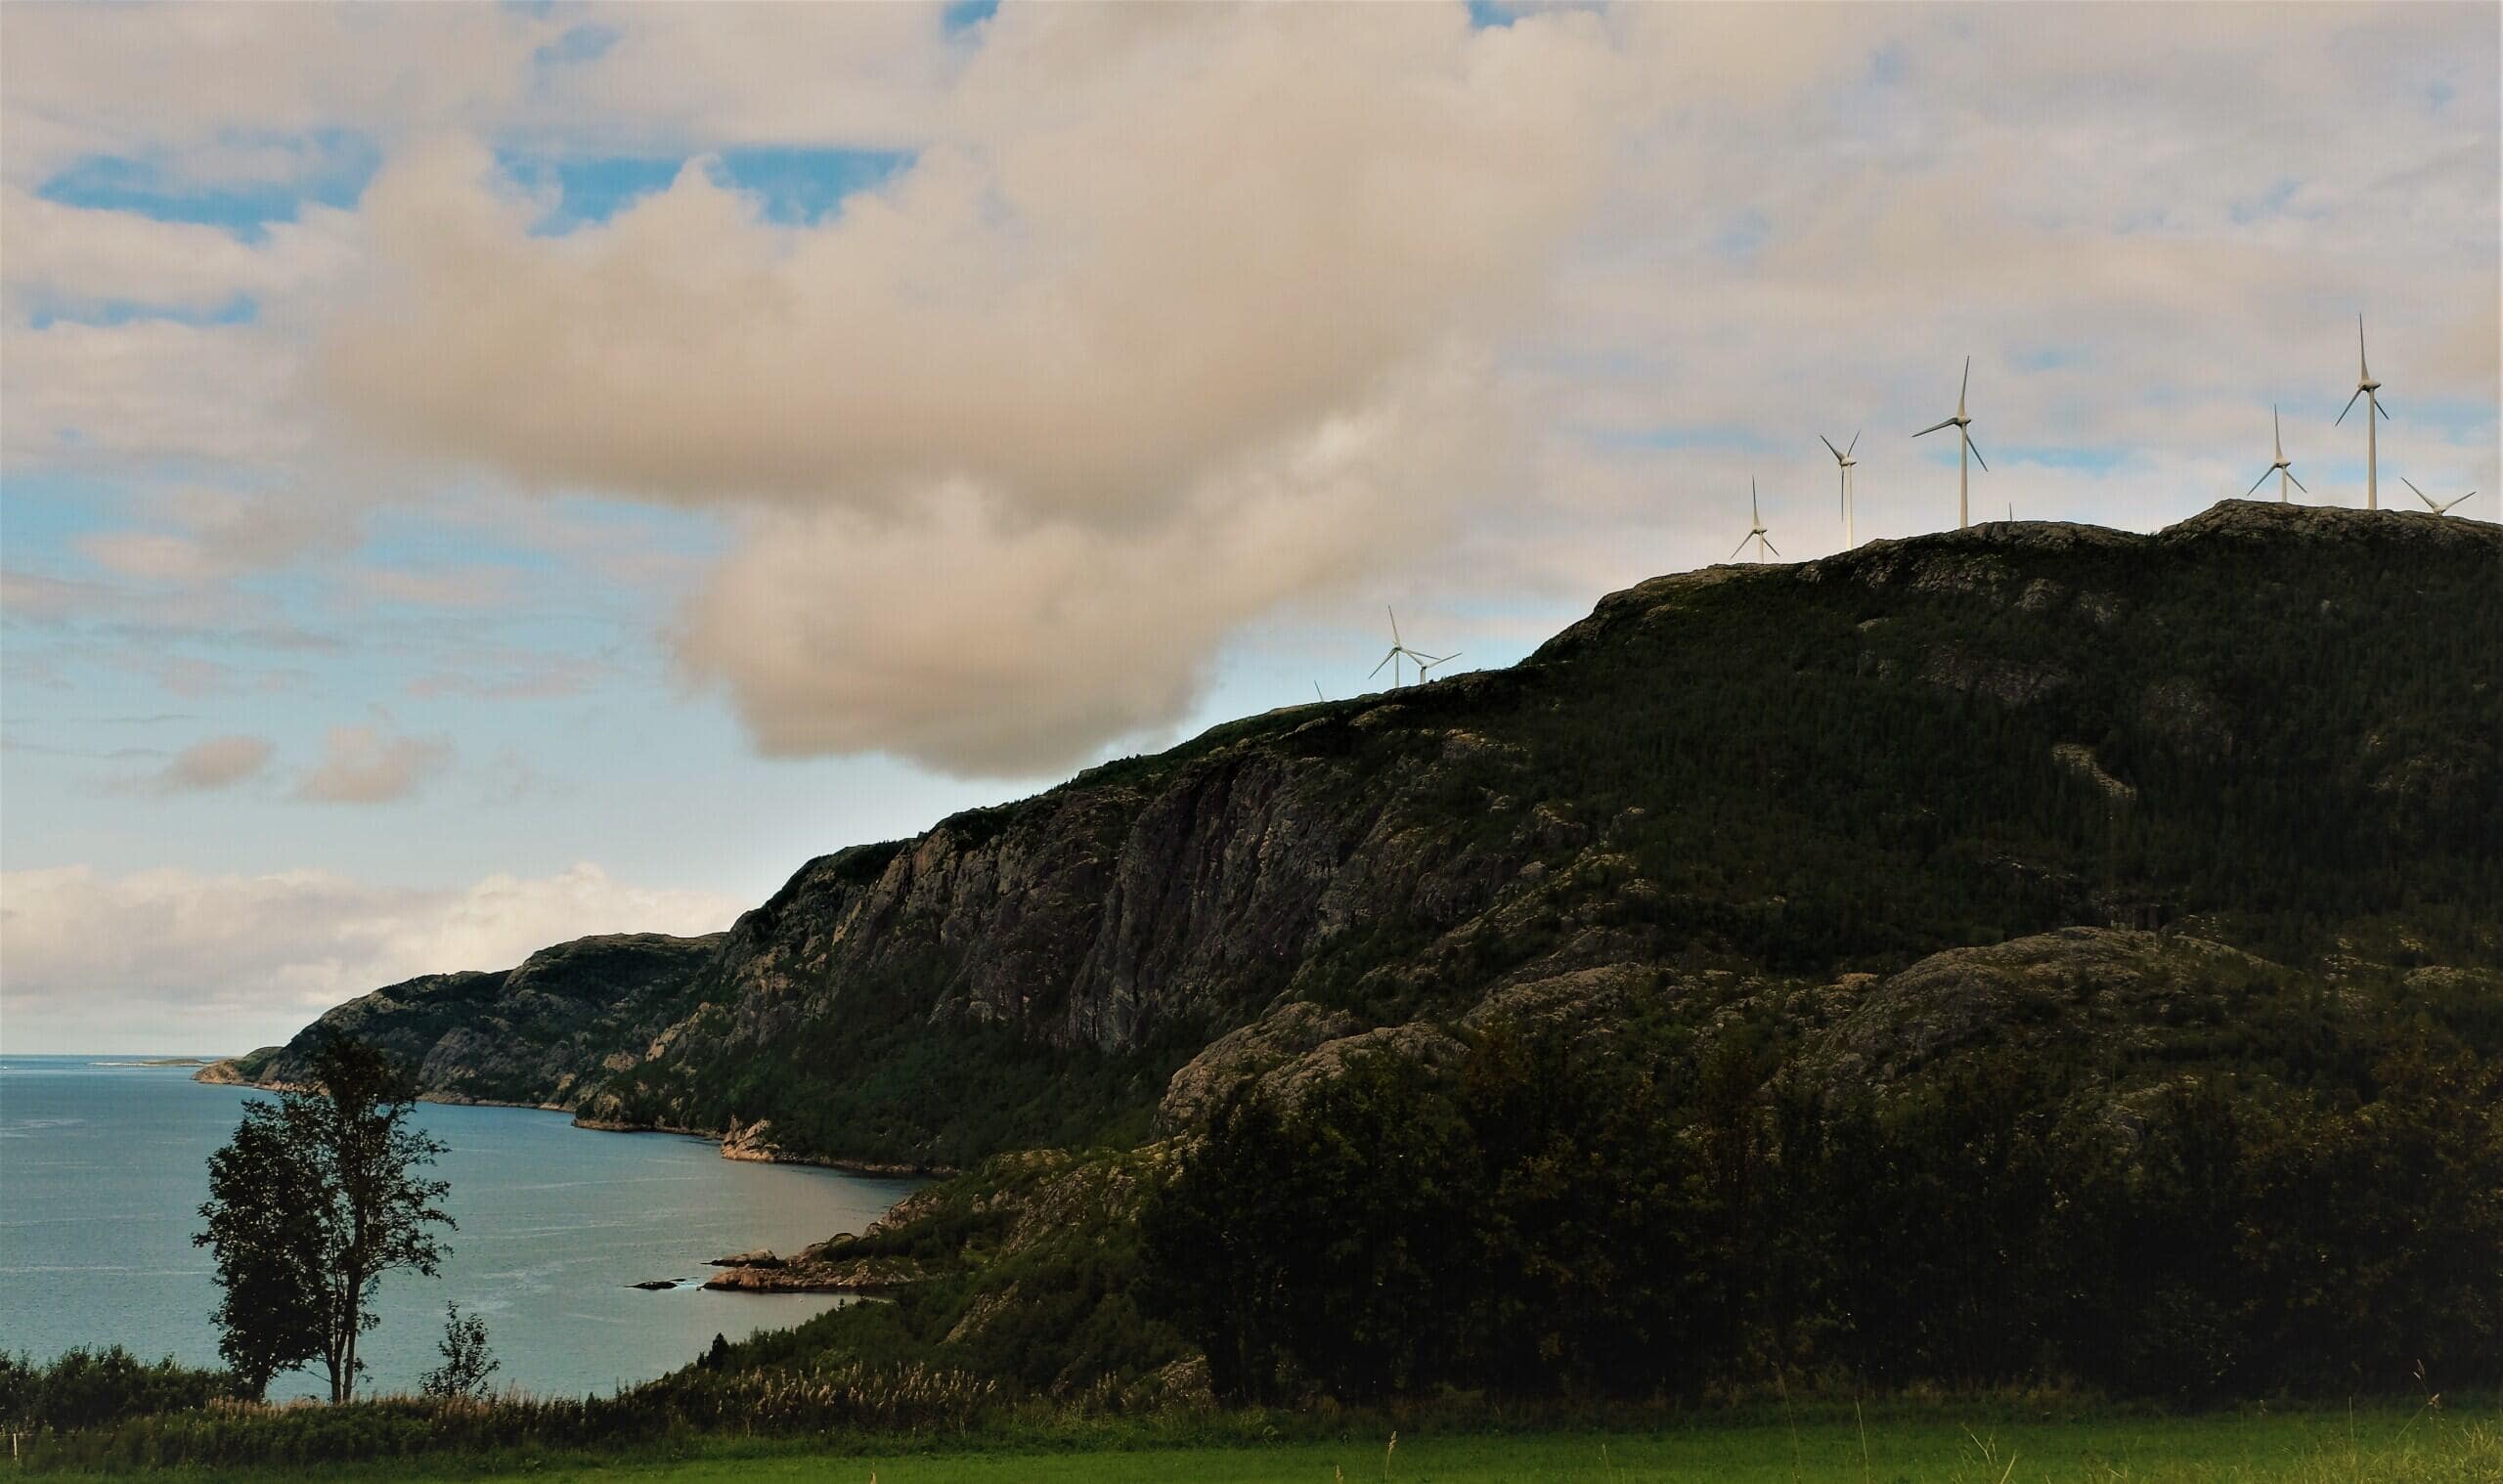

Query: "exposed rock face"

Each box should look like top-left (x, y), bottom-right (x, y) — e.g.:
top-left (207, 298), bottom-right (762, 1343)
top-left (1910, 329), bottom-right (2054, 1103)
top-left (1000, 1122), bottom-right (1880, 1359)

top-left (720, 1118), bottom-right (784, 1163)
top-left (1804, 928), bottom-right (2275, 1090)
top-left (203, 502), bottom-right (2503, 1168)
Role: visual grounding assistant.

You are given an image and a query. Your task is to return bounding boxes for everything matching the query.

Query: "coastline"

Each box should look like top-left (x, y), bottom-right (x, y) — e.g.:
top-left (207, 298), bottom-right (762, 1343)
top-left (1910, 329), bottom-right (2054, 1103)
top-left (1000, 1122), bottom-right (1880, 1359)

top-left (192, 1060), bottom-right (955, 1179)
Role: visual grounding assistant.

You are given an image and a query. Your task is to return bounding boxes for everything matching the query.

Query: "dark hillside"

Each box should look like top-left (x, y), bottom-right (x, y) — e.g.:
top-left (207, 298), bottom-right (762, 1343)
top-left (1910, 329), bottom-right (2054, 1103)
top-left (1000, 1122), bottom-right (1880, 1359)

top-left (207, 502), bottom-right (2503, 1169)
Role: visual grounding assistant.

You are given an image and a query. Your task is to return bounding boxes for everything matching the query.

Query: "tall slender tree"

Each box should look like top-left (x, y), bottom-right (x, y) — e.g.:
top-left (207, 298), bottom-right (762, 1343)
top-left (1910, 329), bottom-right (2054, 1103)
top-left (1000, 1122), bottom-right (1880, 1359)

top-left (196, 1034), bottom-right (454, 1402)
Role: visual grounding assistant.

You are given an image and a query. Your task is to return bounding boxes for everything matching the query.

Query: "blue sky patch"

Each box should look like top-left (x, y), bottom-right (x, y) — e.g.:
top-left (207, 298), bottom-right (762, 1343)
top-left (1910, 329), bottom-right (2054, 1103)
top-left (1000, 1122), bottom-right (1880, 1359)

top-left (38, 132), bottom-right (377, 240)
top-left (28, 295), bottom-right (259, 331)
top-left (503, 147), bottom-right (911, 233)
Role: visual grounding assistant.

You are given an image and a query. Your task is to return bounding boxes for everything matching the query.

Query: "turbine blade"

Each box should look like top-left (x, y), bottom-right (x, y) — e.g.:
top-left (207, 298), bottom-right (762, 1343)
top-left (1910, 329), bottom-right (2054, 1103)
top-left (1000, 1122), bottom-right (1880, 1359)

top-left (2403, 477), bottom-right (2426, 500)
top-left (2273, 405), bottom-right (2284, 458)
top-left (1730, 534), bottom-right (1751, 560)
top-left (2336, 388), bottom-right (2364, 424)
top-left (2377, 399), bottom-right (2391, 421)
top-left (1822, 434), bottom-right (1844, 462)
top-left (1965, 435), bottom-right (1989, 472)
top-left (2246, 468), bottom-right (2273, 497)
top-left (2357, 313), bottom-right (2368, 378)
top-left (1762, 535), bottom-right (1782, 558)
top-left (2287, 470), bottom-right (2308, 494)
top-left (1846, 429), bottom-right (1861, 457)
top-left (1368, 652), bottom-right (1393, 679)
top-left (1958, 355), bottom-right (1970, 414)
top-left (1387, 606), bottom-right (1401, 645)
top-left (1913, 418), bottom-right (1956, 438)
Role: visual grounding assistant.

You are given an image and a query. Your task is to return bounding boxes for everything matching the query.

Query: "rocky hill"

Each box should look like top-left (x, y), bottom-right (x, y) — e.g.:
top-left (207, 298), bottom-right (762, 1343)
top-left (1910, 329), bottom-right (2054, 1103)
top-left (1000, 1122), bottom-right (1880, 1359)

top-left (206, 502), bottom-right (2503, 1170)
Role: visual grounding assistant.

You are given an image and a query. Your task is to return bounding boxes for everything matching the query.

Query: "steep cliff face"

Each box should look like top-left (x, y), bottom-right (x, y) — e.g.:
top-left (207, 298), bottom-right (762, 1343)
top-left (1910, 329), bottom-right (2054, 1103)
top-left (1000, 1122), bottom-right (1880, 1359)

top-left (207, 503), bottom-right (2503, 1166)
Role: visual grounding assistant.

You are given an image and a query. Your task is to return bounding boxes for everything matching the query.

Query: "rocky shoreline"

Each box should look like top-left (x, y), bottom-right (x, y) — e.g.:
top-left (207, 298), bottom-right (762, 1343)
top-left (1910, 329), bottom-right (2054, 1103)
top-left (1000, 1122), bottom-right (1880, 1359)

top-left (697, 1247), bottom-right (927, 1295)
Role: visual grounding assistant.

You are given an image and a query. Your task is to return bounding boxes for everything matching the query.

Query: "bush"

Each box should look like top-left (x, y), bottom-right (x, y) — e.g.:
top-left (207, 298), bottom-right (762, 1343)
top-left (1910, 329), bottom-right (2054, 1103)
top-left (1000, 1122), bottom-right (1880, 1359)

top-left (0, 1348), bottom-right (239, 1432)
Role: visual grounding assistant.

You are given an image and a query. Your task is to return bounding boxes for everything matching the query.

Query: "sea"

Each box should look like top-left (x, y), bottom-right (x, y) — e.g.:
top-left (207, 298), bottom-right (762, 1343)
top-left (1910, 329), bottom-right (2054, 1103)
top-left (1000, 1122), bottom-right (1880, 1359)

top-left (0, 1055), bottom-right (922, 1399)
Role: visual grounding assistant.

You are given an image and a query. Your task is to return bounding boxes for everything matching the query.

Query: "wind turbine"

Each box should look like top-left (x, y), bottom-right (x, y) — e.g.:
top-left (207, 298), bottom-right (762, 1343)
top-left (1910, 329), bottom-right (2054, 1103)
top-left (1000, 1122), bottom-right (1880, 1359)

top-left (1414, 650), bottom-right (1462, 683)
top-left (2335, 315), bottom-right (2391, 508)
top-left (1821, 431), bottom-right (1860, 547)
top-left (2244, 405), bottom-right (2308, 502)
top-left (1913, 357), bottom-right (1989, 529)
top-left (1729, 477), bottom-right (1780, 562)
top-left (2402, 478), bottom-right (2477, 518)
top-left (1367, 608), bottom-right (1446, 689)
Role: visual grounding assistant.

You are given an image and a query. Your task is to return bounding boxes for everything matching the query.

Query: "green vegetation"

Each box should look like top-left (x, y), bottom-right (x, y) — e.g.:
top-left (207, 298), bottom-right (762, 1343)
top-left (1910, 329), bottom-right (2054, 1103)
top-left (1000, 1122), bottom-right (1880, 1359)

top-left (0, 1349), bottom-right (242, 1435)
top-left (1144, 1017), bottom-right (2503, 1403)
top-left (18, 1405), bottom-right (2503, 1483)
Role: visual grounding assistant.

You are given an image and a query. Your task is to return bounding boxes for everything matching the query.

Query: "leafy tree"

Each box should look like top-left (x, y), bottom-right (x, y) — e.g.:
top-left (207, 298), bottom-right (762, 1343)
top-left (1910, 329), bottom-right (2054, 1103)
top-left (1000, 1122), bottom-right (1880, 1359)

top-left (192, 1104), bottom-right (326, 1398)
top-left (419, 1303), bottom-right (499, 1399)
top-left (195, 1034), bottom-right (454, 1403)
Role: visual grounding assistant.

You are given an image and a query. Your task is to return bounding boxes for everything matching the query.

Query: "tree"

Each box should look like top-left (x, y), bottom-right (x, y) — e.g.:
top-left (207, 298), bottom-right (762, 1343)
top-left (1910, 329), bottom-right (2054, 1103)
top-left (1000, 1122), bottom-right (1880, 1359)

top-left (418, 1303), bottom-right (499, 1399)
top-left (195, 1034), bottom-right (455, 1403)
top-left (192, 1102), bottom-right (325, 1398)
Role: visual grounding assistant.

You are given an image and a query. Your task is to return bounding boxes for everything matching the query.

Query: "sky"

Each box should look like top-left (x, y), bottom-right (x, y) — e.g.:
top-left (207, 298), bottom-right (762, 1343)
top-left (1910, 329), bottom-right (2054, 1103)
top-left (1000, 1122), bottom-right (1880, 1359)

top-left (2, 2), bottom-right (2496, 1053)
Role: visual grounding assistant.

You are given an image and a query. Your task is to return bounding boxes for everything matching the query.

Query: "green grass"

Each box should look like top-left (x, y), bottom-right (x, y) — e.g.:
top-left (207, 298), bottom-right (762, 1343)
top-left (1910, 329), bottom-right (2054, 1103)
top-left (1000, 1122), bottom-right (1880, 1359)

top-left (36, 1407), bottom-right (2498, 1483)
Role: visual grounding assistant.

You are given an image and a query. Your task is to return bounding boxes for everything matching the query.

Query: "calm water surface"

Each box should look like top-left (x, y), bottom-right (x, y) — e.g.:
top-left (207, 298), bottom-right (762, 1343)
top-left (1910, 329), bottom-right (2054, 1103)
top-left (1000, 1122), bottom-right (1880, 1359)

top-left (0, 1056), bottom-right (920, 1398)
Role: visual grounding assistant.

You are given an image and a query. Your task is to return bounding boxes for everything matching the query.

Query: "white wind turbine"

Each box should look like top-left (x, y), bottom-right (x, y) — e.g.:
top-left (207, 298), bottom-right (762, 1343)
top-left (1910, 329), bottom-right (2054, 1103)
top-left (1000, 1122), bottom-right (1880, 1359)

top-left (1821, 431), bottom-right (1861, 547)
top-left (1729, 477), bottom-right (1780, 562)
top-left (2336, 315), bottom-right (2391, 508)
top-left (1367, 608), bottom-right (1449, 689)
top-left (1415, 650), bottom-right (1463, 684)
top-left (1913, 357), bottom-right (1989, 530)
top-left (2244, 405), bottom-right (2308, 503)
top-left (2402, 478), bottom-right (2477, 518)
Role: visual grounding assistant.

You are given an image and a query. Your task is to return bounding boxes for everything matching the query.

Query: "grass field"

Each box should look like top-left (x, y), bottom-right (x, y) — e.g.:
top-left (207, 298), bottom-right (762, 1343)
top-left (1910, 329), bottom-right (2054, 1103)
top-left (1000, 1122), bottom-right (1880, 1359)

top-left (42, 1406), bottom-right (2497, 1483)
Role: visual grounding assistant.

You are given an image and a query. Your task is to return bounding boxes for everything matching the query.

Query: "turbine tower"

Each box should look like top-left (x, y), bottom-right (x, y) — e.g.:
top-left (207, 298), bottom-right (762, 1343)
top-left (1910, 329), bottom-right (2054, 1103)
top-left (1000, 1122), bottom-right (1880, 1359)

top-left (2336, 315), bottom-right (2391, 508)
top-left (2402, 478), bottom-right (2477, 518)
top-left (1729, 477), bottom-right (1780, 562)
top-left (2244, 405), bottom-right (2307, 502)
top-left (1821, 431), bottom-right (1860, 547)
top-left (1367, 608), bottom-right (1447, 689)
top-left (1913, 357), bottom-right (1989, 530)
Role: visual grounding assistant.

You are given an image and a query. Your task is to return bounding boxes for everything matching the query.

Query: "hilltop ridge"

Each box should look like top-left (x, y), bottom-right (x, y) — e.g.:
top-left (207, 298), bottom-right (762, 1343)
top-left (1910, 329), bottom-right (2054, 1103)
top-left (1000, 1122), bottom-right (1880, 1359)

top-left (206, 502), bottom-right (2503, 1169)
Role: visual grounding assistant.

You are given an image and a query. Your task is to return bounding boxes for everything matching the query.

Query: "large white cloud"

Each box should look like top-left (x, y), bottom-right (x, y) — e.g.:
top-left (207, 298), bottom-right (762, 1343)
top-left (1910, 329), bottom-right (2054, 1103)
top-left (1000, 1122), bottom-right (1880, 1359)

top-left (300, 5), bottom-right (1620, 774)
top-left (0, 861), bottom-right (745, 1053)
top-left (319, 8), bottom-right (1615, 515)
top-left (678, 350), bottom-right (1515, 774)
